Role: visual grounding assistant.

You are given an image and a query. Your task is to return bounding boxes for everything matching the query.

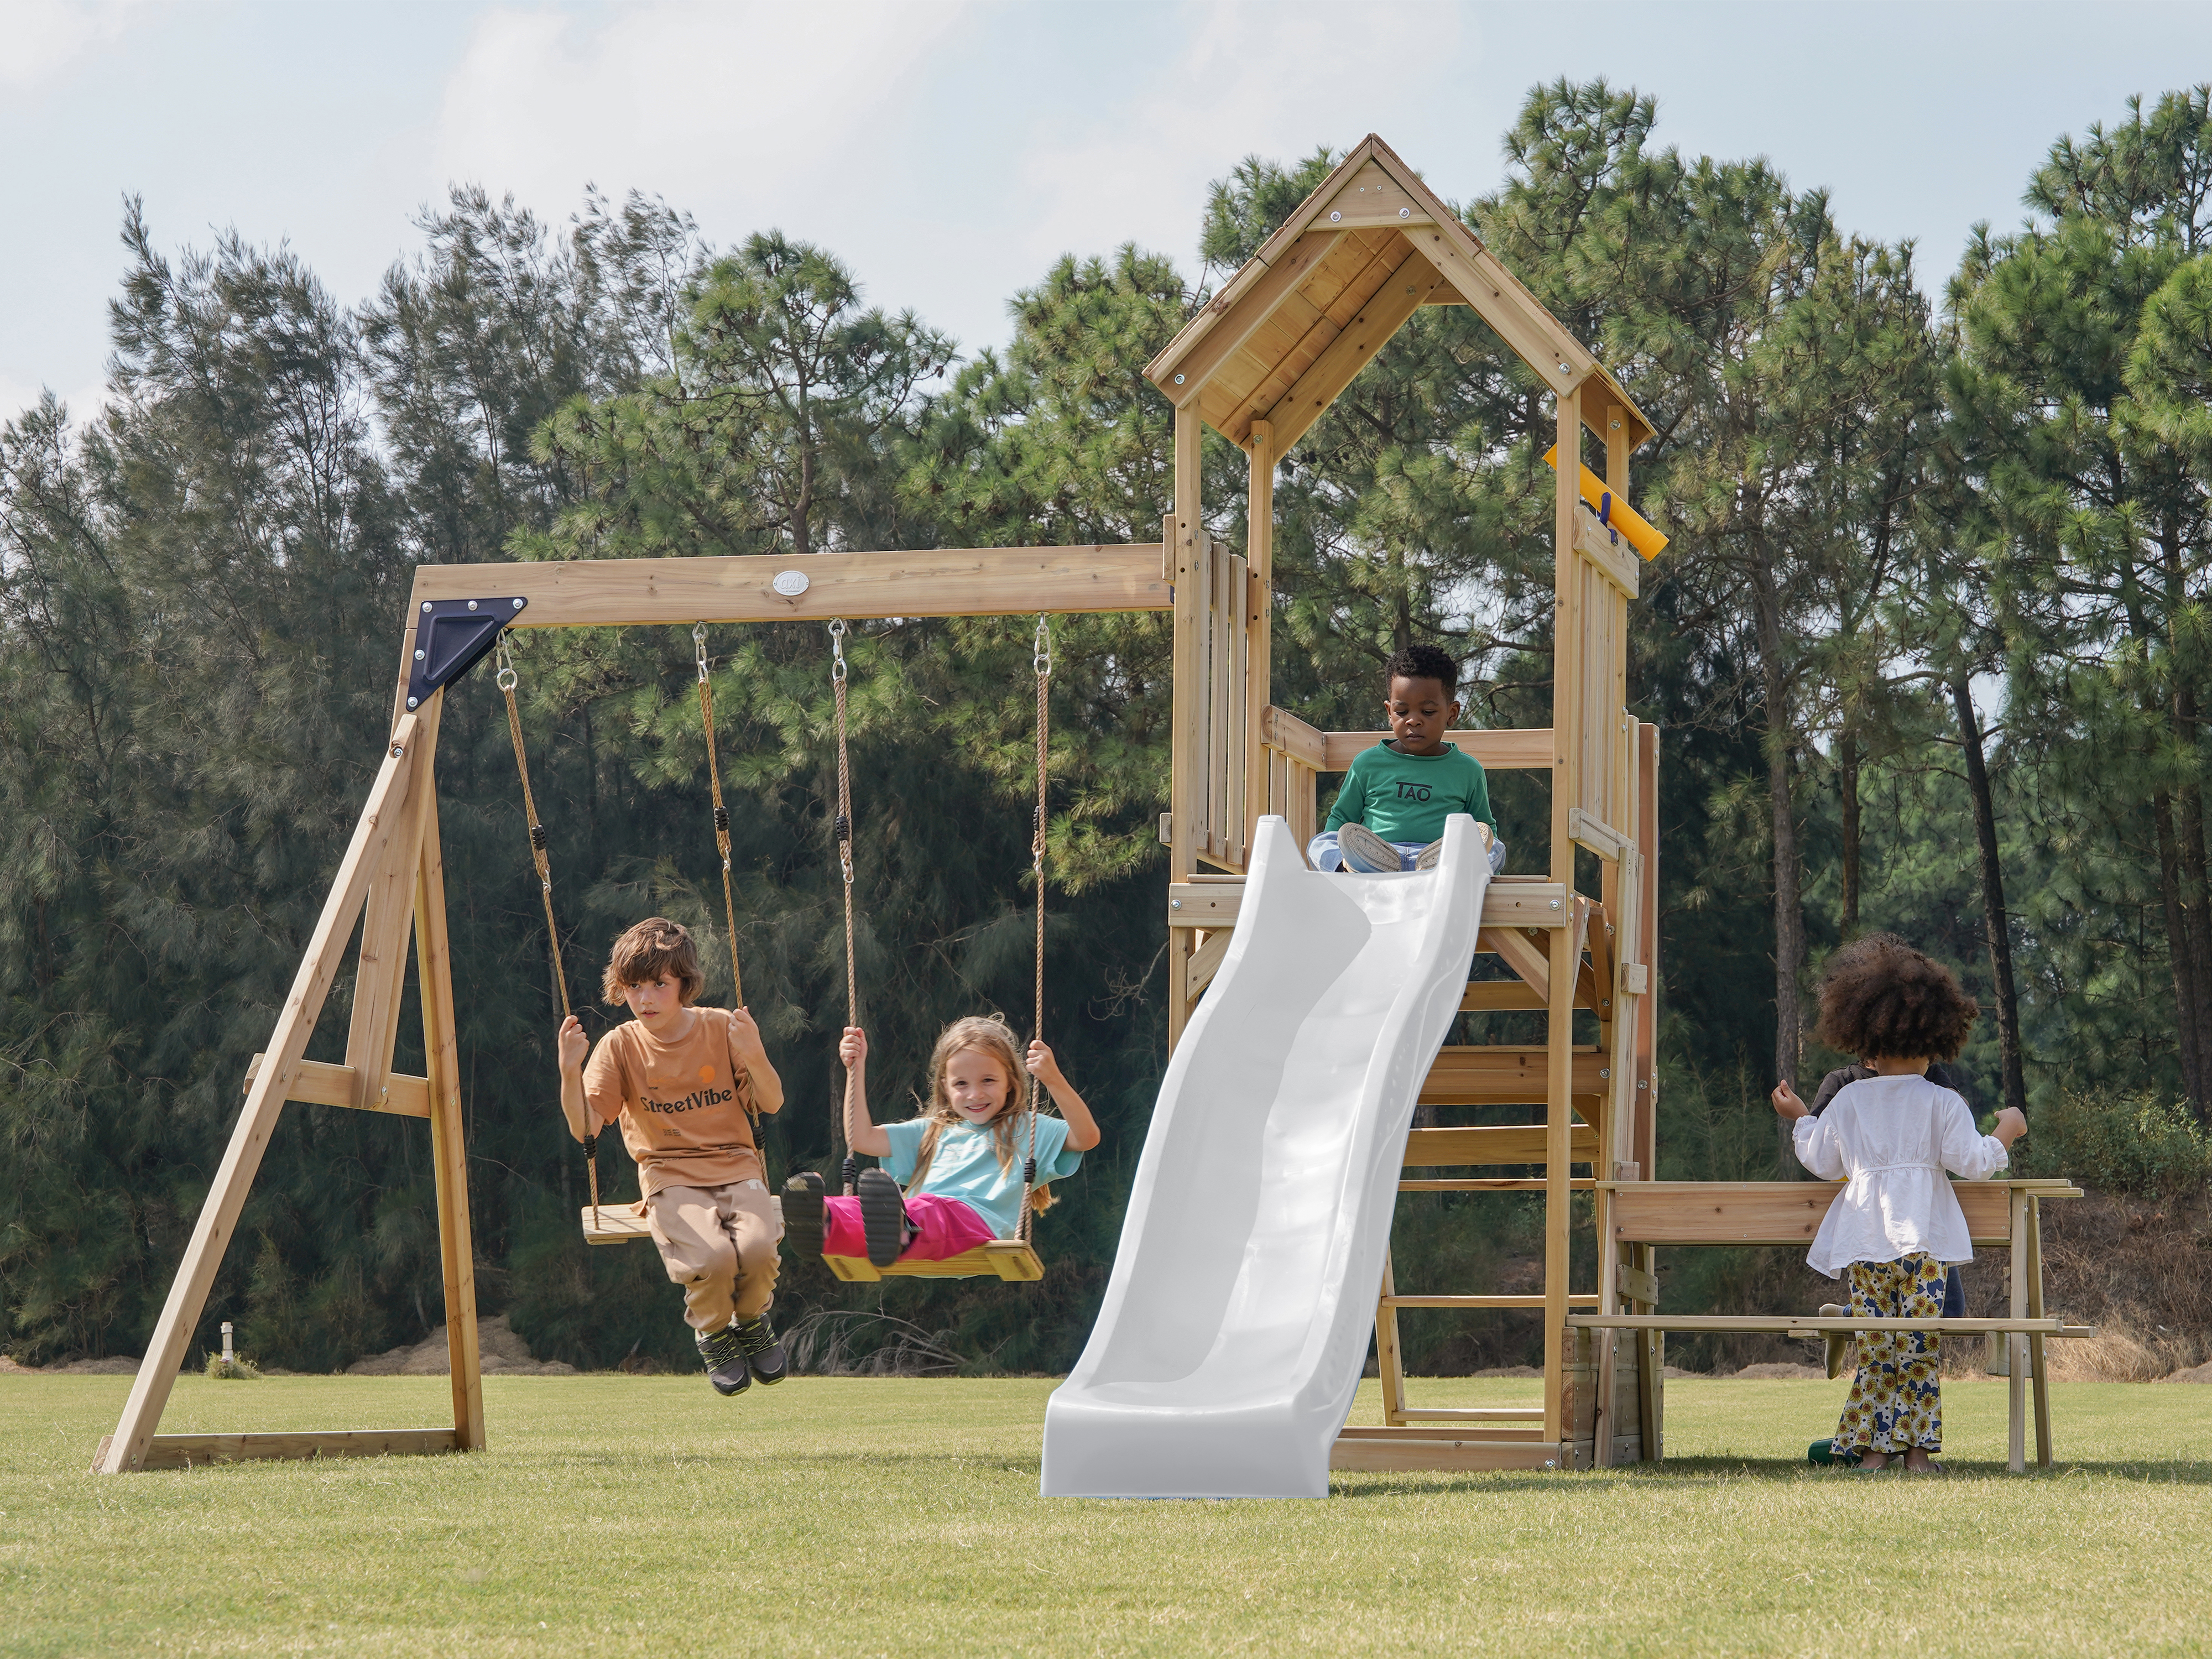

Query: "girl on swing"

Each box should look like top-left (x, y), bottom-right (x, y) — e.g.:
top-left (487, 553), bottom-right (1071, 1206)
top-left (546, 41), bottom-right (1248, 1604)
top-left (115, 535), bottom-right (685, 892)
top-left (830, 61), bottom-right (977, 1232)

top-left (781, 1016), bottom-right (1100, 1269)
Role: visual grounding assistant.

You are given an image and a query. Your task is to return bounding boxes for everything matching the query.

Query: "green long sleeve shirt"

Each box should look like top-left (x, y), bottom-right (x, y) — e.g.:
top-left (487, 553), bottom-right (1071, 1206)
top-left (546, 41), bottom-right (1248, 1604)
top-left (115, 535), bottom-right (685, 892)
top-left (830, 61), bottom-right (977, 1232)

top-left (1324, 740), bottom-right (1495, 845)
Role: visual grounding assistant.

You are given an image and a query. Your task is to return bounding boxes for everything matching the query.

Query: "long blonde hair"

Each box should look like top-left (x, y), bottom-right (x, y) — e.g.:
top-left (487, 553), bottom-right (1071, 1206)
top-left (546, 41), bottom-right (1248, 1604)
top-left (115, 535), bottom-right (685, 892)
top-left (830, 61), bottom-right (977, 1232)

top-left (904, 1015), bottom-right (1055, 1214)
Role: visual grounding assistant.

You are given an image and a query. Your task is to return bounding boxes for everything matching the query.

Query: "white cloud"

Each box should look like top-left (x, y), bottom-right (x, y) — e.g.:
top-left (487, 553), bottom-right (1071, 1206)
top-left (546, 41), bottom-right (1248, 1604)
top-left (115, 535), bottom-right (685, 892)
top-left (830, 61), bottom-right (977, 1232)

top-left (430, 1), bottom-right (978, 226)
top-left (0, 0), bottom-right (173, 90)
top-left (1006, 0), bottom-right (1469, 282)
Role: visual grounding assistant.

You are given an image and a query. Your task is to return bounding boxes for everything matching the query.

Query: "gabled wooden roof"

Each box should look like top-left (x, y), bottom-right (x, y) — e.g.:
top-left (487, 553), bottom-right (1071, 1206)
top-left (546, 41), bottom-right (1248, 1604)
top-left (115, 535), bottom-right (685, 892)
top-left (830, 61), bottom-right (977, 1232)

top-left (1146, 135), bottom-right (1653, 455)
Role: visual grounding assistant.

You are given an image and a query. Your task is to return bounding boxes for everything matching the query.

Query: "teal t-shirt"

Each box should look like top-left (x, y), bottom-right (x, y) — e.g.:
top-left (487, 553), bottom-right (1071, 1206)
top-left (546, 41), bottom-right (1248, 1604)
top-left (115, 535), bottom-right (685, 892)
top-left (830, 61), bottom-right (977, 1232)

top-left (883, 1114), bottom-right (1083, 1240)
top-left (1324, 740), bottom-right (1495, 845)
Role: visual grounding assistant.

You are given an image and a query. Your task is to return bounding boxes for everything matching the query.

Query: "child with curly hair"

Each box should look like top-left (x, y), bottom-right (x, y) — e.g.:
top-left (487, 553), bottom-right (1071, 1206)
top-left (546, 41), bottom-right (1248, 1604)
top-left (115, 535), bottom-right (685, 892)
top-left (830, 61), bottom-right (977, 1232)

top-left (781, 1015), bottom-right (1099, 1270)
top-left (1771, 933), bottom-right (2026, 1473)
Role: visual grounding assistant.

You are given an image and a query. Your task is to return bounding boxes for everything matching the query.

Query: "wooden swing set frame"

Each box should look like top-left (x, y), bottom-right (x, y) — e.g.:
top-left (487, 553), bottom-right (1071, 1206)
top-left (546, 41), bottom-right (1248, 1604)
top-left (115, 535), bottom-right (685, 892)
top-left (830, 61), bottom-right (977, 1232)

top-left (93, 135), bottom-right (2075, 1479)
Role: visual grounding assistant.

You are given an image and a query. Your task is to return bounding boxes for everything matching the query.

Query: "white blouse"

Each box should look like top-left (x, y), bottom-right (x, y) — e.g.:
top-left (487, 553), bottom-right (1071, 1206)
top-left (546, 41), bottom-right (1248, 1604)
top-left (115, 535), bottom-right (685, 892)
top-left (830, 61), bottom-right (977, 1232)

top-left (1792, 1074), bottom-right (2010, 1276)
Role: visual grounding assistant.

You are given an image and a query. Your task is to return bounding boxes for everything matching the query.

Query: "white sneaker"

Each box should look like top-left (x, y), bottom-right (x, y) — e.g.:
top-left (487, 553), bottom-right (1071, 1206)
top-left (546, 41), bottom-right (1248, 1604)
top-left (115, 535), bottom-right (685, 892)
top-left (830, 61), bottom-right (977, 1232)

top-left (1335, 822), bottom-right (1400, 873)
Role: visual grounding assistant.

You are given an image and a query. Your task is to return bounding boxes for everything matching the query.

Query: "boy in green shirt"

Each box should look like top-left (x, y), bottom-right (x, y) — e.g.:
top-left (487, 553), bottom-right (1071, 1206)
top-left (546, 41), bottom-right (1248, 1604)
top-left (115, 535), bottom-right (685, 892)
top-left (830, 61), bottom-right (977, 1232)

top-left (1310, 644), bottom-right (1505, 874)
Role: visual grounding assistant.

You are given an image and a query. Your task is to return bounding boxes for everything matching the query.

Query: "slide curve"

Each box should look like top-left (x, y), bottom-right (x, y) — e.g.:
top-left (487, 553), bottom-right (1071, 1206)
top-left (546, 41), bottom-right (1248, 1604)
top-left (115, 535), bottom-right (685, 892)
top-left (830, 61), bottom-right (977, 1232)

top-left (1041, 812), bottom-right (1490, 1499)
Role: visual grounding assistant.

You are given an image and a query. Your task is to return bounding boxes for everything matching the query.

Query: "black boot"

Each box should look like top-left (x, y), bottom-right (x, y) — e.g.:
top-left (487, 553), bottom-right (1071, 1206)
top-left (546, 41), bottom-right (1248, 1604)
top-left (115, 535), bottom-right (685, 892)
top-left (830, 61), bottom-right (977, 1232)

top-left (782, 1171), bottom-right (826, 1258)
top-left (695, 1323), bottom-right (750, 1396)
top-left (857, 1168), bottom-right (909, 1269)
top-left (733, 1312), bottom-right (787, 1385)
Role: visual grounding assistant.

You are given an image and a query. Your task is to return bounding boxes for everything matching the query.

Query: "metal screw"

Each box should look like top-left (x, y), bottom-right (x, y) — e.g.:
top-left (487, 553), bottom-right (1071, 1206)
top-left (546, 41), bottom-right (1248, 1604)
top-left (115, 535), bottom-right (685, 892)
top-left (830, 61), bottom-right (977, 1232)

top-left (1637, 1080), bottom-right (1649, 1090)
top-left (1558, 362), bottom-right (1572, 376)
top-left (414, 649), bottom-right (425, 661)
top-left (1173, 373), bottom-right (1185, 384)
top-left (512, 598), bottom-right (524, 609)
top-left (1550, 899), bottom-right (1562, 910)
top-left (406, 696), bottom-right (418, 708)
top-left (1329, 210), bottom-right (1342, 222)
top-left (1600, 1068), bottom-right (1611, 1080)
top-left (390, 743), bottom-right (404, 758)
top-left (1399, 207), bottom-right (1410, 217)
top-left (421, 601), bottom-right (432, 613)
top-left (467, 599), bottom-right (478, 611)
top-left (1610, 419), bottom-right (1621, 431)
top-left (1171, 900), bottom-right (1182, 910)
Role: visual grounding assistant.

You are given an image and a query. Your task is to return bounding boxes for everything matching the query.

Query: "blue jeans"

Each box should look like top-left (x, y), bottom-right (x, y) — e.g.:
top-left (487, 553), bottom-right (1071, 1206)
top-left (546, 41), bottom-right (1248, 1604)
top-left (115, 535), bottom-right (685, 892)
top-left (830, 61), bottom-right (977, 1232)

top-left (1307, 830), bottom-right (1509, 874)
top-left (1943, 1264), bottom-right (1964, 1320)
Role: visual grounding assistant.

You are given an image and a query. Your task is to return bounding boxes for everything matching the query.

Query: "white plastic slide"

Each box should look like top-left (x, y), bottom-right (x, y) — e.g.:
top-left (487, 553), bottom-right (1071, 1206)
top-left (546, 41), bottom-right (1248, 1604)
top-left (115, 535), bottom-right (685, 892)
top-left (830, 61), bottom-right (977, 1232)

top-left (1041, 812), bottom-right (1491, 1499)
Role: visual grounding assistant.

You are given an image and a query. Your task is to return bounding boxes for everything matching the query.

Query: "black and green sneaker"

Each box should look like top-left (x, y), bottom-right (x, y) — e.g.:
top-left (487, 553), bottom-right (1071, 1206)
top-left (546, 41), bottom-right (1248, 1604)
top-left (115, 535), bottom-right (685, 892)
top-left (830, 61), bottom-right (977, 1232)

top-left (696, 1323), bottom-right (750, 1396)
top-left (733, 1313), bottom-right (787, 1385)
top-left (857, 1167), bottom-right (909, 1268)
top-left (782, 1171), bottom-right (826, 1257)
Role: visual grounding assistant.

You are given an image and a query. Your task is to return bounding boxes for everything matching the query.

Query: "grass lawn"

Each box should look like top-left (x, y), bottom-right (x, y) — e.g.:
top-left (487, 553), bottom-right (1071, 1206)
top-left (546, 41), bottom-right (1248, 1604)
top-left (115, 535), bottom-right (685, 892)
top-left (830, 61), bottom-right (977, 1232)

top-left (1, 1372), bottom-right (2206, 1655)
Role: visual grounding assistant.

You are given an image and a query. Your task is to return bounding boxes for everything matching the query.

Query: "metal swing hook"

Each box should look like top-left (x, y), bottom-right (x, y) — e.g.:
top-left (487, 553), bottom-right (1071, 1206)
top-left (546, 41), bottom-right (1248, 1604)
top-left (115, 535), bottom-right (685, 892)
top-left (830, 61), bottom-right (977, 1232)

top-left (494, 631), bottom-right (518, 692)
top-left (829, 618), bottom-right (848, 684)
top-left (1033, 614), bottom-right (1052, 677)
top-left (693, 620), bottom-right (711, 685)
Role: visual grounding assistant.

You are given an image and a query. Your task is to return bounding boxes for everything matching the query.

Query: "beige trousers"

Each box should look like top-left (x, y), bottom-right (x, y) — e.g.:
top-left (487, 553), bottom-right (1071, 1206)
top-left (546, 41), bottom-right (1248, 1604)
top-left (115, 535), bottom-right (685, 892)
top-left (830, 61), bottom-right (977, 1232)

top-left (645, 1179), bottom-right (781, 1331)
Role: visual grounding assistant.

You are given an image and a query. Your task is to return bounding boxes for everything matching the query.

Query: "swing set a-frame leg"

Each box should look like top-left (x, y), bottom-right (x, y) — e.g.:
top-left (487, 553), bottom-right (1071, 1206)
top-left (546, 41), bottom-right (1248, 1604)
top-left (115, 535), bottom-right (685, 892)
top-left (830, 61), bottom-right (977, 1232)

top-left (95, 696), bottom-right (485, 1473)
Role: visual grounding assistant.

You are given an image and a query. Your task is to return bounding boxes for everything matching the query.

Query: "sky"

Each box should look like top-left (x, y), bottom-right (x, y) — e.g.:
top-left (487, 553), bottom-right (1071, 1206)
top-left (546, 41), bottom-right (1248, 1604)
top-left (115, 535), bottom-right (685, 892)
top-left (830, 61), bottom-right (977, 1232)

top-left (6, 0), bottom-right (2211, 425)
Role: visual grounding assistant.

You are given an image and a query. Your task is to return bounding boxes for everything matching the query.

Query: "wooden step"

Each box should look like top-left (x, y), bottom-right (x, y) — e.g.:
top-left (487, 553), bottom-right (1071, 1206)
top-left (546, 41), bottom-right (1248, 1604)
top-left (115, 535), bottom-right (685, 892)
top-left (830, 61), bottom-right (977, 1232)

top-left (1419, 1046), bottom-right (1606, 1107)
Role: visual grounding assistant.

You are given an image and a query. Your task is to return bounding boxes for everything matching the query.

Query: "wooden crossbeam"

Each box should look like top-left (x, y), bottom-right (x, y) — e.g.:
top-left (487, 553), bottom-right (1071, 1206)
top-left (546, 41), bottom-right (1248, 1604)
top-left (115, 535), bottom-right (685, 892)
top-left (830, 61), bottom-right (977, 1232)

top-left (405, 545), bottom-right (1170, 638)
top-left (1404, 1123), bottom-right (1599, 1166)
top-left (243, 1055), bottom-right (430, 1119)
top-left (1568, 1316), bottom-right (2093, 1337)
top-left (1605, 1180), bottom-right (2080, 1248)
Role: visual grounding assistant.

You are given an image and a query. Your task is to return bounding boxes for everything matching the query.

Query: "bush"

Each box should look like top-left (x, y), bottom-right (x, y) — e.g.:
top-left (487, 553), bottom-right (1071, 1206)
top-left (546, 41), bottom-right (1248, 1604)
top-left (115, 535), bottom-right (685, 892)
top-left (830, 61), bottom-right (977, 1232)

top-left (202, 1352), bottom-right (263, 1380)
top-left (2014, 1089), bottom-right (2212, 1196)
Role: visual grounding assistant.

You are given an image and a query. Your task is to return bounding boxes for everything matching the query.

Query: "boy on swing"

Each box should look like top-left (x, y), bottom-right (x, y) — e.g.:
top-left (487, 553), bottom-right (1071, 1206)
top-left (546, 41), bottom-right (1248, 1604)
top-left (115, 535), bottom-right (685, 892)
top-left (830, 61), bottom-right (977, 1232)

top-left (556, 917), bottom-right (789, 1396)
top-left (1307, 643), bottom-right (1507, 875)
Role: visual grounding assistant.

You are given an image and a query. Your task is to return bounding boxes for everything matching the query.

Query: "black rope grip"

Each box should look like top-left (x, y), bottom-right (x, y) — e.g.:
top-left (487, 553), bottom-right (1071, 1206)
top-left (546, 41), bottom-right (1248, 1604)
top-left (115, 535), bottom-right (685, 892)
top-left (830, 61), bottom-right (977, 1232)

top-left (529, 823), bottom-right (547, 852)
top-left (833, 813), bottom-right (850, 843)
top-left (1024, 1157), bottom-right (1037, 1183)
top-left (841, 1154), bottom-right (858, 1197)
top-left (583, 1133), bottom-right (598, 1158)
top-left (713, 805), bottom-right (729, 833)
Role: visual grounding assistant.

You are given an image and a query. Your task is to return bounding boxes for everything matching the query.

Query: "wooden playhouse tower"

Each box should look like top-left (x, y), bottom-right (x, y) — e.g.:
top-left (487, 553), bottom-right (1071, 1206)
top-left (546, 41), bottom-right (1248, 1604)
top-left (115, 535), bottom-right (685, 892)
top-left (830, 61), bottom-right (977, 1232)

top-left (1144, 137), bottom-right (1665, 1470)
top-left (95, 136), bottom-right (1672, 1474)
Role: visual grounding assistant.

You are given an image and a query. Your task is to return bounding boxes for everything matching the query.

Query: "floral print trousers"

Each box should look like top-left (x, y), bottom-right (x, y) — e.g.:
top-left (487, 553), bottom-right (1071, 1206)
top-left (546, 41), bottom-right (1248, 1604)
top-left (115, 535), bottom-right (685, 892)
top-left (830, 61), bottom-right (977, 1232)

top-left (1836, 1252), bottom-right (1945, 1454)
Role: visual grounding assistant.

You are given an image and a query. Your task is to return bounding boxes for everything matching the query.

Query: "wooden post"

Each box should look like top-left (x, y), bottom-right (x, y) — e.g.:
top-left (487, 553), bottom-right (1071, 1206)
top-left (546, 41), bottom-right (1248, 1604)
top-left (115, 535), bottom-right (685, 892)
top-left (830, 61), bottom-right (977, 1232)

top-left (413, 740), bottom-right (485, 1452)
top-left (2026, 1193), bottom-right (2051, 1467)
top-left (1244, 421), bottom-right (1274, 860)
top-left (343, 699), bottom-right (441, 1109)
top-left (2008, 1186), bottom-right (2029, 1473)
top-left (1376, 1252), bottom-right (1407, 1427)
top-left (1167, 427), bottom-right (1201, 1048)
top-left (1541, 382), bottom-right (1583, 1444)
top-left (97, 717), bottom-right (426, 1473)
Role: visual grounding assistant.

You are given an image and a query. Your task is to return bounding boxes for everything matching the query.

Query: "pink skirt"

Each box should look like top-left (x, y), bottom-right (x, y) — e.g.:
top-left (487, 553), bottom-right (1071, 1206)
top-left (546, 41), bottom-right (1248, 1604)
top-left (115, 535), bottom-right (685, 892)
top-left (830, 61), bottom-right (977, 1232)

top-left (821, 1192), bottom-right (997, 1261)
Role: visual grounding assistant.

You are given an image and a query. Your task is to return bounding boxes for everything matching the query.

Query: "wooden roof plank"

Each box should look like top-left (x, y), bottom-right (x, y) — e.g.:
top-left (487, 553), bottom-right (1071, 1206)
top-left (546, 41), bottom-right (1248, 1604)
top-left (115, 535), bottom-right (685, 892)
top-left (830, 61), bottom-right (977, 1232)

top-left (1260, 246), bottom-right (1451, 452)
top-left (1160, 229), bottom-right (1344, 404)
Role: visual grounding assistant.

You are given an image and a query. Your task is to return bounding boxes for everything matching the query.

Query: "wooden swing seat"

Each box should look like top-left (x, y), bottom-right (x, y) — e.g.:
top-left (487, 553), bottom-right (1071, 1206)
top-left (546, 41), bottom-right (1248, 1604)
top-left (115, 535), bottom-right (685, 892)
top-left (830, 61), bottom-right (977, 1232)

top-left (578, 1201), bottom-right (1044, 1281)
top-left (825, 1240), bottom-right (1044, 1282)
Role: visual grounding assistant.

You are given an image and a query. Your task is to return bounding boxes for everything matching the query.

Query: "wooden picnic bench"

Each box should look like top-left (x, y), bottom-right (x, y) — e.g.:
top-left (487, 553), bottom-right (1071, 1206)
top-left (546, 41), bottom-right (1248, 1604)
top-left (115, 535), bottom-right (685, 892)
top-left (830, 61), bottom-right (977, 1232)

top-left (1566, 1177), bottom-right (2088, 1472)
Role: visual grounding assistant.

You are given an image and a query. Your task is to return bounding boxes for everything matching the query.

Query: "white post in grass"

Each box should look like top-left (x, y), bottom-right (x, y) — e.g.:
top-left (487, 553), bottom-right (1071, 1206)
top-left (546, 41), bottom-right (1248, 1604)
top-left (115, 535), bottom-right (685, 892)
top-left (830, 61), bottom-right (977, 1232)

top-left (220, 1323), bottom-right (233, 1366)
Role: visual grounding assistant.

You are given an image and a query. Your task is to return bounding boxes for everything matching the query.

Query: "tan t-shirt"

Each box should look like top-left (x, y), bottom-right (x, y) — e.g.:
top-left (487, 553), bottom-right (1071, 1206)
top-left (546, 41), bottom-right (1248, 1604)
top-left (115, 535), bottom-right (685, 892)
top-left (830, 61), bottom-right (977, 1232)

top-left (582, 1007), bottom-right (761, 1196)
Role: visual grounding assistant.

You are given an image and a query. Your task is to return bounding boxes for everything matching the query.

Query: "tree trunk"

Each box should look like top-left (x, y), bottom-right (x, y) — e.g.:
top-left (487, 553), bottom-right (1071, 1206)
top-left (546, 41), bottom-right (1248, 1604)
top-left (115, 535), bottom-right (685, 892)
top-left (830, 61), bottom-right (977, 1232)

top-left (1950, 674), bottom-right (2028, 1119)
top-left (2151, 789), bottom-right (2205, 1113)
top-left (1838, 719), bottom-right (1861, 937)
top-left (2174, 693), bottom-right (2212, 1117)
top-left (1751, 559), bottom-right (1804, 1171)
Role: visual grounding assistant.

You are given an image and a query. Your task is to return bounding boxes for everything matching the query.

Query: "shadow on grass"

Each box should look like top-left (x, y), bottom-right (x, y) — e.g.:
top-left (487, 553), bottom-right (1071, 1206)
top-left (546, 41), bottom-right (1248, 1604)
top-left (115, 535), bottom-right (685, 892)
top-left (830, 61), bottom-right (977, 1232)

top-left (1329, 1455), bottom-right (2212, 1497)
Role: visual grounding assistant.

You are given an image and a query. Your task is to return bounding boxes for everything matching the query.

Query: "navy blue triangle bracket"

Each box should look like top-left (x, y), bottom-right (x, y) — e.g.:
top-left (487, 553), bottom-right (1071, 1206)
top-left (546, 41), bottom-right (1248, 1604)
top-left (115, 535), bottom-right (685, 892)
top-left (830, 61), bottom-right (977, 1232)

top-left (406, 596), bottom-right (529, 710)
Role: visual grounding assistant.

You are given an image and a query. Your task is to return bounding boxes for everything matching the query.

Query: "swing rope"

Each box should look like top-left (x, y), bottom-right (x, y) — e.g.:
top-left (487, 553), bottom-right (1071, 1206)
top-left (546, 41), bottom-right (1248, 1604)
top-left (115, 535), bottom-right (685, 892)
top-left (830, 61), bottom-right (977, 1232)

top-left (1019, 615), bottom-right (1051, 1243)
top-left (694, 624), bottom-right (758, 1129)
top-left (496, 634), bottom-right (598, 1230)
top-left (694, 624), bottom-right (745, 1010)
top-left (831, 620), bottom-right (860, 1198)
